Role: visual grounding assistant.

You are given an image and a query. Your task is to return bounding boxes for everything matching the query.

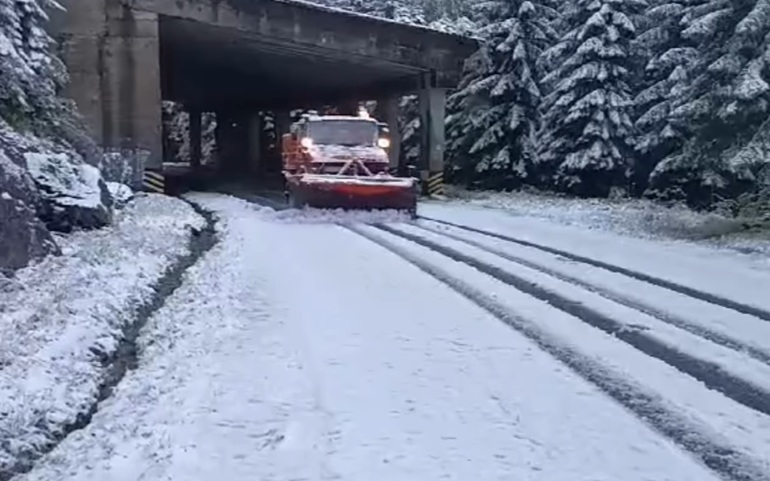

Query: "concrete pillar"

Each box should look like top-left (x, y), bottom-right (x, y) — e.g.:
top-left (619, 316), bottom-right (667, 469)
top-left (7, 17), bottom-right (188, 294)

top-left (275, 110), bottom-right (291, 137)
top-left (189, 108), bottom-right (202, 169)
top-left (215, 111), bottom-right (250, 177)
top-left (419, 86), bottom-right (447, 175)
top-left (378, 97), bottom-right (401, 170)
top-left (338, 100), bottom-right (360, 116)
top-left (214, 110), bottom-right (231, 174)
top-left (247, 114), bottom-right (263, 174)
top-left (274, 109), bottom-right (291, 167)
top-left (51, 0), bottom-right (163, 169)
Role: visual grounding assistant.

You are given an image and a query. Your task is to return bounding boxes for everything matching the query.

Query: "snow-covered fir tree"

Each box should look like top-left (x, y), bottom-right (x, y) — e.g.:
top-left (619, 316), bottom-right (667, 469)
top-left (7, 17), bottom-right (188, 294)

top-left (631, 0), bottom-right (702, 194)
top-left (453, 0), bottom-right (559, 189)
top-left (445, 44), bottom-right (496, 183)
top-left (0, 0), bottom-right (66, 129)
top-left (646, 0), bottom-right (770, 205)
top-left (538, 0), bottom-right (646, 197)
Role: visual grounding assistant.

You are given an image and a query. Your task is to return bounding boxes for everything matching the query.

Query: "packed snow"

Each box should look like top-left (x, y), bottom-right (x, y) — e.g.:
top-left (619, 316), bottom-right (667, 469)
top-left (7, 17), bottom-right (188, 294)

top-left (267, 206), bottom-right (414, 224)
top-left (359, 222), bottom-right (770, 476)
top-left (419, 219), bottom-right (770, 363)
top-left (395, 223), bottom-right (770, 388)
top-left (16, 193), bottom-right (725, 481)
top-left (420, 201), bottom-right (770, 309)
top-left (0, 194), bottom-right (204, 477)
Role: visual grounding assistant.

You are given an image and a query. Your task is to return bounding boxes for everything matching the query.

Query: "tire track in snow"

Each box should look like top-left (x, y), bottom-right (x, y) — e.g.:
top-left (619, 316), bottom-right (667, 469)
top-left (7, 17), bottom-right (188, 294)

top-left (375, 223), bottom-right (770, 418)
top-left (418, 216), bottom-right (770, 323)
top-left (344, 224), bottom-right (770, 481)
top-left (413, 222), bottom-right (770, 367)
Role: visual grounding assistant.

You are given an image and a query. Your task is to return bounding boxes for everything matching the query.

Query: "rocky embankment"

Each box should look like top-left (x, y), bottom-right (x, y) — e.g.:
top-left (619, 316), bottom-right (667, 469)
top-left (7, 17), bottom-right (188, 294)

top-left (0, 120), bottom-right (138, 275)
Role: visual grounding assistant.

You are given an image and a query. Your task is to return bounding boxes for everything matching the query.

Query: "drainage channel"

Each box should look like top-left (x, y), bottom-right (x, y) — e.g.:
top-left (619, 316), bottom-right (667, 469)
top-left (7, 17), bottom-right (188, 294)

top-left (2, 199), bottom-right (218, 481)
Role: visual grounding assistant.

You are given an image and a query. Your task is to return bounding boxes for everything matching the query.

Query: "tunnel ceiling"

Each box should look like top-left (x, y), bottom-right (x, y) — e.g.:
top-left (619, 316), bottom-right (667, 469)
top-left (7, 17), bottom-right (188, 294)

top-left (160, 17), bottom-right (421, 111)
top-left (145, 0), bottom-right (477, 112)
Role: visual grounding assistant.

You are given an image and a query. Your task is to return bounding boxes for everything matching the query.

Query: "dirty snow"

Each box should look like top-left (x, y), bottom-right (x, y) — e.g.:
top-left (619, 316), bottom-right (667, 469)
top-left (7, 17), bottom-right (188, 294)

top-left (18, 193), bottom-right (723, 481)
top-left (266, 205), bottom-right (414, 224)
top-left (0, 194), bottom-right (204, 476)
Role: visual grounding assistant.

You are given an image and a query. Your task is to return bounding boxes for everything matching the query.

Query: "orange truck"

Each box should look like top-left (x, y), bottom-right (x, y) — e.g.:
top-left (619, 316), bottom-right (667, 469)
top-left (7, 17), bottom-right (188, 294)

top-left (282, 112), bottom-right (418, 215)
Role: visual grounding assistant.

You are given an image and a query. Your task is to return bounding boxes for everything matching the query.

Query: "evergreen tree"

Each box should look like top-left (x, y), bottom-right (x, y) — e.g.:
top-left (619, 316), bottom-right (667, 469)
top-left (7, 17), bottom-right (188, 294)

top-left (647, 0), bottom-right (770, 205)
top-left (631, 0), bottom-right (703, 194)
top-left (0, 0), bottom-right (66, 129)
top-left (538, 0), bottom-right (646, 197)
top-left (445, 44), bottom-right (496, 184)
top-left (469, 0), bottom-right (559, 189)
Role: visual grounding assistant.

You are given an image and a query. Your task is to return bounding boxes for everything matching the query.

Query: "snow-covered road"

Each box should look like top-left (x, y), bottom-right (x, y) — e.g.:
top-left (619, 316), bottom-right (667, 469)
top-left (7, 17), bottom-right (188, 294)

top-left (15, 194), bottom-right (770, 481)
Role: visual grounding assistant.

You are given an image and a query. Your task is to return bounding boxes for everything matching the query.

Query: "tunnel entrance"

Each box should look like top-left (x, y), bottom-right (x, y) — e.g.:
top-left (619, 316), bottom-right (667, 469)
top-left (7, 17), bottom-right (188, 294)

top-left (52, 0), bottom-right (475, 195)
top-left (161, 104), bottom-right (384, 197)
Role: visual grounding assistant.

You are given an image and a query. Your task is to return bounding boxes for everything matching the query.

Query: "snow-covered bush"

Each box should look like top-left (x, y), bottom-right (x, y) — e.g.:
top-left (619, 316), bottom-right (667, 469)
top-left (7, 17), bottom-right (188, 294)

top-left (162, 101), bottom-right (217, 165)
top-left (447, 0), bottom-right (559, 190)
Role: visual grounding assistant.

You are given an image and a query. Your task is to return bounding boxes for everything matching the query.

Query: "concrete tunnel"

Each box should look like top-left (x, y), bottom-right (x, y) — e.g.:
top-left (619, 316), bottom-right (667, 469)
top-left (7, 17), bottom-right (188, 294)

top-left (50, 0), bottom-right (477, 191)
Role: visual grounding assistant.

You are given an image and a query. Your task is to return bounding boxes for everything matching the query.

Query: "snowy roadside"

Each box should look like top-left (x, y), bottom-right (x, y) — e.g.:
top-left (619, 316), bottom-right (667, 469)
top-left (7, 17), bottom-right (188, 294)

top-left (0, 194), bottom-right (206, 479)
top-left (15, 194), bottom-right (724, 481)
top-left (438, 188), bottom-right (770, 255)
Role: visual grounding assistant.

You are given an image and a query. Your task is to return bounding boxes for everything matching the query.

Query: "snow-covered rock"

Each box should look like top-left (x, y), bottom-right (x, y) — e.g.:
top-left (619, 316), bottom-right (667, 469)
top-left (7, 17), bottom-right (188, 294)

top-left (106, 182), bottom-right (134, 208)
top-left (24, 151), bottom-right (113, 232)
top-left (0, 128), bottom-right (60, 274)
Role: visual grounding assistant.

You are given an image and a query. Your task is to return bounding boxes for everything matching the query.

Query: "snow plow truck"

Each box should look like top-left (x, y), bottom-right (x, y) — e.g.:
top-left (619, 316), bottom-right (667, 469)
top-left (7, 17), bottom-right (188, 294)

top-left (281, 111), bottom-right (418, 216)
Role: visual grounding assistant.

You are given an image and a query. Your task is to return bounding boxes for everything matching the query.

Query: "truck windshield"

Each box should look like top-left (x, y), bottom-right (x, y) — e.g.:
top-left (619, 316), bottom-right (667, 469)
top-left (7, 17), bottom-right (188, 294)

top-left (307, 120), bottom-right (378, 147)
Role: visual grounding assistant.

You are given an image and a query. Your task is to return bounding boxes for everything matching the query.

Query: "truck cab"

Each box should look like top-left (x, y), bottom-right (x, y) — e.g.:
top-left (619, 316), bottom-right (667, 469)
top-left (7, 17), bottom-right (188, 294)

top-left (282, 115), bottom-right (391, 176)
top-left (280, 112), bottom-right (416, 215)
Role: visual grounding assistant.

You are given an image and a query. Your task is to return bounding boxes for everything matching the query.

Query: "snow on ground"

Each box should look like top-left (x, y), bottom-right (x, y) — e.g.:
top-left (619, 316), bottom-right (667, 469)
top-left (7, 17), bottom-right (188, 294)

top-left (419, 220), bottom-right (770, 361)
top-left (0, 194), bottom-right (204, 475)
top-left (440, 188), bottom-right (770, 255)
top-left (20, 193), bottom-right (721, 481)
top-left (395, 223), bottom-right (770, 391)
top-left (420, 201), bottom-right (770, 311)
top-left (359, 223), bottom-right (770, 474)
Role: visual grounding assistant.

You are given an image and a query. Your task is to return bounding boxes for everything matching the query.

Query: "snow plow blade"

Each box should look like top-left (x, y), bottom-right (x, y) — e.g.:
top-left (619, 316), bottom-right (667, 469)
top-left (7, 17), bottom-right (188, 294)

top-left (287, 174), bottom-right (417, 212)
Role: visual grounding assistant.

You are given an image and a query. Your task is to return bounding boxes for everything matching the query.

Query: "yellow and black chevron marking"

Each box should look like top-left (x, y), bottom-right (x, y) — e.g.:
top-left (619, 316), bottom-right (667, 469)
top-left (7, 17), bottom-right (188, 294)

top-left (426, 171), bottom-right (444, 196)
top-left (143, 169), bottom-right (165, 194)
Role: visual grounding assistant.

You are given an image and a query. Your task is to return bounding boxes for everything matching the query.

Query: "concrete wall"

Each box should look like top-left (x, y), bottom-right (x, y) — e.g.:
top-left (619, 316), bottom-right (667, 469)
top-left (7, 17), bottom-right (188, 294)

top-left (51, 0), bottom-right (163, 168)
